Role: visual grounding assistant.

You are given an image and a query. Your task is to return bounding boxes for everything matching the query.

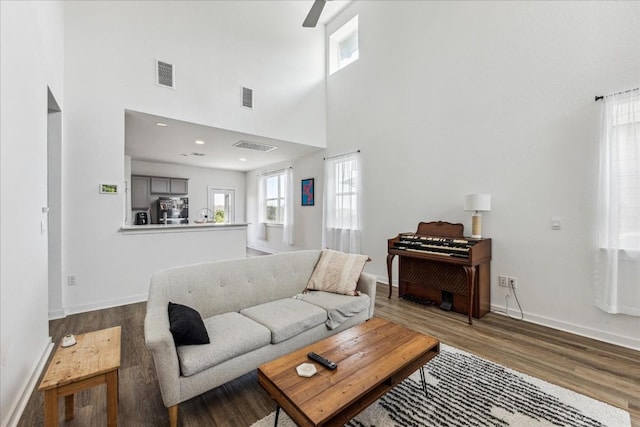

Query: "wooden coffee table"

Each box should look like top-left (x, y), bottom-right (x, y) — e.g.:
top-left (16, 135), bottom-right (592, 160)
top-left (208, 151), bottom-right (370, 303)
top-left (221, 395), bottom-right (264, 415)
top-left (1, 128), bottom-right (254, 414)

top-left (38, 326), bottom-right (121, 427)
top-left (258, 317), bottom-right (440, 427)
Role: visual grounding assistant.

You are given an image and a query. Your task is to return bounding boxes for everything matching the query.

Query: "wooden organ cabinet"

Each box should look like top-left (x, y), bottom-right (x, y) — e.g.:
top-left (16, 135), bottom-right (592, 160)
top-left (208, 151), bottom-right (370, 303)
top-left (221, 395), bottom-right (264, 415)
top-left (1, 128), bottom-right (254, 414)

top-left (387, 221), bottom-right (491, 324)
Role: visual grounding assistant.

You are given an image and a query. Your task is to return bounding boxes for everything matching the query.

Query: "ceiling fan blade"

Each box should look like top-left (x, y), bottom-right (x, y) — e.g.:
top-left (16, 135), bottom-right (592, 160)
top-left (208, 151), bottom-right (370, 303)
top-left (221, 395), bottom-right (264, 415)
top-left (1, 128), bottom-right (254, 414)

top-left (303, 0), bottom-right (326, 28)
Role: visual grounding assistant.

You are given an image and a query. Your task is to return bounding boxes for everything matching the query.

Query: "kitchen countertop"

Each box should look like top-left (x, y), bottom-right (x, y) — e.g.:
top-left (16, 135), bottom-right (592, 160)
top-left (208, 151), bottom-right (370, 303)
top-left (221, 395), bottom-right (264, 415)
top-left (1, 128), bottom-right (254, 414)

top-left (120, 222), bottom-right (249, 234)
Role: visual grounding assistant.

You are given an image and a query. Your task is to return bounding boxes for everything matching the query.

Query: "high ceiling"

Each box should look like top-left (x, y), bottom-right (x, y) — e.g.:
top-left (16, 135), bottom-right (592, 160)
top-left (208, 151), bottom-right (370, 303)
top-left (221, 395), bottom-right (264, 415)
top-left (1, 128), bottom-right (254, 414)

top-left (125, 1), bottom-right (353, 172)
top-left (287, 0), bottom-right (353, 26)
top-left (125, 110), bottom-right (323, 172)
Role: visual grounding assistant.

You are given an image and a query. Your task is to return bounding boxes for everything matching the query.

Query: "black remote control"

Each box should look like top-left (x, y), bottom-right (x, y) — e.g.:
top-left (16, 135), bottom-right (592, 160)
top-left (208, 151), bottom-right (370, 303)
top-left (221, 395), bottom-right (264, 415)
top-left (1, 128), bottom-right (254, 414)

top-left (307, 352), bottom-right (337, 370)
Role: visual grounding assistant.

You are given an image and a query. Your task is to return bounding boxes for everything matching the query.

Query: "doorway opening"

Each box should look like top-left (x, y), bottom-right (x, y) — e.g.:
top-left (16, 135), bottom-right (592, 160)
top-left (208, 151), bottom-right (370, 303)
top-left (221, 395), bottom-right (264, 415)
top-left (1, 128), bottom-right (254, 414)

top-left (47, 87), bottom-right (63, 319)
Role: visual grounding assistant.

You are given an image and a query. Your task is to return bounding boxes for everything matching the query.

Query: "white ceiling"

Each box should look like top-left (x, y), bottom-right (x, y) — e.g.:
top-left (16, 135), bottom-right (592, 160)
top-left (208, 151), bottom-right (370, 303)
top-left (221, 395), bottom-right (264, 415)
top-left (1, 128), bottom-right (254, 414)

top-left (288, 0), bottom-right (353, 25)
top-left (124, 1), bottom-right (353, 172)
top-left (125, 110), bottom-right (324, 172)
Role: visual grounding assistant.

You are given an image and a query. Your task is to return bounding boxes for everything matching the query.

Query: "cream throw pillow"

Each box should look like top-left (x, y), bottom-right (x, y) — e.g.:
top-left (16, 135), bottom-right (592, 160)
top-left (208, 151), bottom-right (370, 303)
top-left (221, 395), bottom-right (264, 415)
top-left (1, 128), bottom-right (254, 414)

top-left (306, 250), bottom-right (369, 296)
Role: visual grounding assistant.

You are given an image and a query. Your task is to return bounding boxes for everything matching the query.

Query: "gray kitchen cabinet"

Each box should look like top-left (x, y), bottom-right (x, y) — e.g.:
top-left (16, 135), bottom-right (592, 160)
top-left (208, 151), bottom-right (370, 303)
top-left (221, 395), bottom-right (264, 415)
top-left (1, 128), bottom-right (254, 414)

top-left (150, 177), bottom-right (170, 194)
top-left (131, 176), bottom-right (150, 209)
top-left (170, 178), bottom-right (188, 195)
top-left (149, 176), bottom-right (188, 194)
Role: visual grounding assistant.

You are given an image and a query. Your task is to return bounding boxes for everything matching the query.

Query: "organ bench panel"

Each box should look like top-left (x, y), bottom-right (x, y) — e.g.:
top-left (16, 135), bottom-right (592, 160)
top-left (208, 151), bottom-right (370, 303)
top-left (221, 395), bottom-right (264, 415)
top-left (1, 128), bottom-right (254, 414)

top-left (387, 221), bottom-right (491, 324)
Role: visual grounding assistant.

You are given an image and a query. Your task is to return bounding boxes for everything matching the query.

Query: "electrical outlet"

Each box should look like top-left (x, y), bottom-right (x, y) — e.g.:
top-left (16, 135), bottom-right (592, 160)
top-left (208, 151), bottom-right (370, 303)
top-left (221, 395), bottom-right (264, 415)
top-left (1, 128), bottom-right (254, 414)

top-left (498, 275), bottom-right (508, 288)
top-left (508, 276), bottom-right (518, 289)
top-left (67, 275), bottom-right (77, 286)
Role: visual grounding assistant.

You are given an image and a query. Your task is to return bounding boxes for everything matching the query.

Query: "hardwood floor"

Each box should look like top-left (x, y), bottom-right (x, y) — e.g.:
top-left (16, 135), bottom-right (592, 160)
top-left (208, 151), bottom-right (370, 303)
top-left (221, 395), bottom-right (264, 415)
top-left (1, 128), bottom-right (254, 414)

top-left (18, 283), bottom-right (639, 426)
top-left (245, 247), bottom-right (270, 257)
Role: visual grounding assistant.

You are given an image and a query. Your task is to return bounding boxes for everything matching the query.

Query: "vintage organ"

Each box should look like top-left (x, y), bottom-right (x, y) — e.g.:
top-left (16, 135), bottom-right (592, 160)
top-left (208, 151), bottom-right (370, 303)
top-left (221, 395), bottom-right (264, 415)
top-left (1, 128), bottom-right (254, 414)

top-left (387, 221), bottom-right (491, 324)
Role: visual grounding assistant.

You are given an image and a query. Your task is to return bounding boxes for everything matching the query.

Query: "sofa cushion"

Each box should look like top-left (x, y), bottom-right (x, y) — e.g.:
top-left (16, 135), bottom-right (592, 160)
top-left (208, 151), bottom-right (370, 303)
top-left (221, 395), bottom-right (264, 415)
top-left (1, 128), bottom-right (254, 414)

top-left (168, 302), bottom-right (210, 346)
top-left (306, 249), bottom-right (369, 296)
top-left (295, 291), bottom-right (371, 329)
top-left (240, 298), bottom-right (327, 344)
top-left (176, 312), bottom-right (271, 377)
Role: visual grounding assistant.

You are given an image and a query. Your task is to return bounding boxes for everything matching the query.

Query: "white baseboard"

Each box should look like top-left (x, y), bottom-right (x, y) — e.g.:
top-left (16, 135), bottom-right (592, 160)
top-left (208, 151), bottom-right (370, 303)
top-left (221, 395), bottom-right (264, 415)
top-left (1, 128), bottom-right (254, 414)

top-left (247, 244), bottom-right (277, 254)
top-left (61, 293), bottom-right (148, 317)
top-left (490, 303), bottom-right (640, 351)
top-left (376, 275), bottom-right (389, 285)
top-left (48, 308), bottom-right (65, 320)
top-left (2, 339), bottom-right (54, 427)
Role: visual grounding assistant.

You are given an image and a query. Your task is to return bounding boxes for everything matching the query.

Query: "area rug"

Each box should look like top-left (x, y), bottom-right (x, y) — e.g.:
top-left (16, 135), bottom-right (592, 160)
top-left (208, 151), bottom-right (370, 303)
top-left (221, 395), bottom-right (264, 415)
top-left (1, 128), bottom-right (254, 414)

top-left (251, 344), bottom-right (630, 427)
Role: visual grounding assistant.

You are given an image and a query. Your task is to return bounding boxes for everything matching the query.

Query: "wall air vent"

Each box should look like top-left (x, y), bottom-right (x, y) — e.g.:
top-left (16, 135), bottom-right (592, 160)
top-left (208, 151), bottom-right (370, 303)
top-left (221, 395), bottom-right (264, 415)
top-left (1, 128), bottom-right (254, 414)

top-left (233, 140), bottom-right (277, 152)
top-left (242, 86), bottom-right (253, 109)
top-left (156, 60), bottom-right (175, 89)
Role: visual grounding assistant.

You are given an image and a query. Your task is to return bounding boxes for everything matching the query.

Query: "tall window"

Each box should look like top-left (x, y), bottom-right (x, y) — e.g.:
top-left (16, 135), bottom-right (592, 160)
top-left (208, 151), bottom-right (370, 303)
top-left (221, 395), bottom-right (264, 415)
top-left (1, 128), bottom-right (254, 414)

top-left (207, 187), bottom-right (234, 223)
top-left (257, 169), bottom-right (294, 245)
top-left (329, 15), bottom-right (359, 75)
top-left (594, 88), bottom-right (640, 316)
top-left (323, 152), bottom-right (362, 253)
top-left (265, 172), bottom-right (285, 224)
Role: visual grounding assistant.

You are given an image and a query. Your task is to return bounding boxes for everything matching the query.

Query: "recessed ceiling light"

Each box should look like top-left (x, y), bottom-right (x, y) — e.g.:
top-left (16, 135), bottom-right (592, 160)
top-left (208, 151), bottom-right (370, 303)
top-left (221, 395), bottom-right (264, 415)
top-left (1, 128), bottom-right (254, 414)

top-left (155, 122), bottom-right (168, 127)
top-left (239, 158), bottom-right (247, 162)
top-left (195, 140), bottom-right (205, 145)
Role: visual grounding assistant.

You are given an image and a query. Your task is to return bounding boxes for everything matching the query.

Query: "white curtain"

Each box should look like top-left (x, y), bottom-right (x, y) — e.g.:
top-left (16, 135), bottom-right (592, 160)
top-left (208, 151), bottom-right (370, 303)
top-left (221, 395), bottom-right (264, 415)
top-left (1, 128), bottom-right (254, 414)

top-left (257, 174), bottom-right (267, 240)
top-left (594, 88), bottom-right (640, 316)
top-left (323, 152), bottom-right (362, 253)
top-left (282, 168), bottom-right (294, 245)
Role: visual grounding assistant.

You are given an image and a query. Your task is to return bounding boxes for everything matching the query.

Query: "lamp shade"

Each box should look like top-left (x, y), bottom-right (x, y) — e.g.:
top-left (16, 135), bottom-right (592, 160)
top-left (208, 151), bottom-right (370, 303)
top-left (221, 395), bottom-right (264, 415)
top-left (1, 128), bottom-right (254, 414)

top-left (464, 194), bottom-right (491, 212)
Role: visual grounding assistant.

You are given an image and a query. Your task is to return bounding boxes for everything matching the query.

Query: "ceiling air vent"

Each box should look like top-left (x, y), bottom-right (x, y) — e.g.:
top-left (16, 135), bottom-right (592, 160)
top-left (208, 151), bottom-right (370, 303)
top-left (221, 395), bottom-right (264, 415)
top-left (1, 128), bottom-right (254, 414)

top-left (242, 86), bottom-right (253, 109)
top-left (156, 60), bottom-right (175, 89)
top-left (190, 152), bottom-right (206, 157)
top-left (233, 140), bottom-right (277, 152)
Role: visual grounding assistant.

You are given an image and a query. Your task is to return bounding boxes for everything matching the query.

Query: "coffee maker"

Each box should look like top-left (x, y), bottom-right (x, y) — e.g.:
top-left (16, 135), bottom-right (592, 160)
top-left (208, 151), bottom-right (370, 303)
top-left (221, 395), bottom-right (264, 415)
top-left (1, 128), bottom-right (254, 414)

top-left (156, 197), bottom-right (189, 224)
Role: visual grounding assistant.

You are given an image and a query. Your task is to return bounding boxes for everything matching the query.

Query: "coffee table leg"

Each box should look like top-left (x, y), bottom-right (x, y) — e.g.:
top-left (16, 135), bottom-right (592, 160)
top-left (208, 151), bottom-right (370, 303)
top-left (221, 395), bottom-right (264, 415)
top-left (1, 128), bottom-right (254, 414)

top-left (274, 405), bottom-right (280, 426)
top-left (419, 366), bottom-right (428, 398)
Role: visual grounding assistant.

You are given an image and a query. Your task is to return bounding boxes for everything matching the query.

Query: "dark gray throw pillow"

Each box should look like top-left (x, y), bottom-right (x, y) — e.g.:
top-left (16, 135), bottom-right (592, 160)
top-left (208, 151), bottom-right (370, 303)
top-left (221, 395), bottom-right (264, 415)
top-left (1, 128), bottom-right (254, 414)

top-left (168, 302), bottom-right (210, 346)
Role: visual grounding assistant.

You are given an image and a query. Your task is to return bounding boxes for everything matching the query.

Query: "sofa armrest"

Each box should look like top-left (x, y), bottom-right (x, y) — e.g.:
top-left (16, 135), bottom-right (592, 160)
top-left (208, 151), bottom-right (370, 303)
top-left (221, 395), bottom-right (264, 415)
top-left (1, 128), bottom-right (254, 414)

top-left (356, 272), bottom-right (377, 318)
top-left (144, 304), bottom-right (181, 408)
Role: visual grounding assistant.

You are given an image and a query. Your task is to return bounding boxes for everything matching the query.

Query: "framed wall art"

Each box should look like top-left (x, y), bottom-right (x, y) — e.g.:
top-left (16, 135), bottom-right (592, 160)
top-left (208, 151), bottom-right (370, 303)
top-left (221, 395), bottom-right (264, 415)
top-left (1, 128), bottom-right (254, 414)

top-left (301, 178), bottom-right (314, 206)
top-left (99, 183), bottom-right (119, 194)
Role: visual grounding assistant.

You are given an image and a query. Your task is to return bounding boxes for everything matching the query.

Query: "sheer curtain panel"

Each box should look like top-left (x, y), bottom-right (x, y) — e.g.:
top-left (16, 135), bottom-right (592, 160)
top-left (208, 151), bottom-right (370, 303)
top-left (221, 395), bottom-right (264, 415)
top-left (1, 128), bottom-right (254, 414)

top-left (283, 168), bottom-right (294, 245)
top-left (257, 174), bottom-right (267, 240)
top-left (323, 152), bottom-right (362, 253)
top-left (594, 88), bottom-right (640, 316)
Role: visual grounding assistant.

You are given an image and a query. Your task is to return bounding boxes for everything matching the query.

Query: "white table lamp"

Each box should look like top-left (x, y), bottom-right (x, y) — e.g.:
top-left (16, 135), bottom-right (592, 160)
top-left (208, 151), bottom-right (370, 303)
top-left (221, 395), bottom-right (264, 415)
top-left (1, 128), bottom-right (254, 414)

top-left (464, 194), bottom-right (491, 238)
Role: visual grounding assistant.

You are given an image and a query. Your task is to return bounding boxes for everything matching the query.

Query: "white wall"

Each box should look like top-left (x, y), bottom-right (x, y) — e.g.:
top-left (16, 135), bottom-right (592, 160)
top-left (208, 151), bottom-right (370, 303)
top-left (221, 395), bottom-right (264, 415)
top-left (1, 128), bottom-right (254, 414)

top-left (0, 1), bottom-right (64, 425)
top-left (246, 150), bottom-right (325, 253)
top-left (327, 1), bottom-right (640, 349)
top-left (131, 160), bottom-right (246, 224)
top-left (60, 1), bottom-right (326, 314)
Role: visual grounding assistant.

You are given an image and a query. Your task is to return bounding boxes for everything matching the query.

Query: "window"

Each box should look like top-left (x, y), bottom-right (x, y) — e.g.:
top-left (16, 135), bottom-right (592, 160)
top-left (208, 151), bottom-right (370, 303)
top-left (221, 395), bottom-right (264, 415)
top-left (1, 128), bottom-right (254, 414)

top-left (207, 187), bottom-right (235, 223)
top-left (329, 15), bottom-right (359, 75)
top-left (329, 161), bottom-right (358, 229)
top-left (323, 152), bottom-right (362, 253)
top-left (265, 172), bottom-right (285, 224)
top-left (597, 90), bottom-right (640, 250)
top-left (594, 88), bottom-right (640, 316)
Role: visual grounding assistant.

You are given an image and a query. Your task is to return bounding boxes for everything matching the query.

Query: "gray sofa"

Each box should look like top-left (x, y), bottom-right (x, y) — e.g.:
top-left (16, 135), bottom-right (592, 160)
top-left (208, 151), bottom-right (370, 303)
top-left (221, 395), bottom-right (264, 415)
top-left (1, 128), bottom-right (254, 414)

top-left (144, 250), bottom-right (376, 427)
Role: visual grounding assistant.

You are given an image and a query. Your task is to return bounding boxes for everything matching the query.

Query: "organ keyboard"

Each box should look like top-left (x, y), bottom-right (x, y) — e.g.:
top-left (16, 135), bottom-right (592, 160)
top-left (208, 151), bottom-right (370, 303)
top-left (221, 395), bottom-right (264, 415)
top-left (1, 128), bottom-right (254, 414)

top-left (387, 221), bottom-right (491, 324)
top-left (392, 234), bottom-right (478, 258)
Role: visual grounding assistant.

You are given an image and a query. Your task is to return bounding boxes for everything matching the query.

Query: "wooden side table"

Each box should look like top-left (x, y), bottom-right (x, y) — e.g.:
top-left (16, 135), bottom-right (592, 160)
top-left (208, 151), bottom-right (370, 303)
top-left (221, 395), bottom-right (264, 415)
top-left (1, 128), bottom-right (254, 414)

top-left (38, 326), bottom-right (121, 427)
